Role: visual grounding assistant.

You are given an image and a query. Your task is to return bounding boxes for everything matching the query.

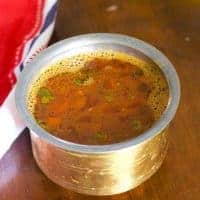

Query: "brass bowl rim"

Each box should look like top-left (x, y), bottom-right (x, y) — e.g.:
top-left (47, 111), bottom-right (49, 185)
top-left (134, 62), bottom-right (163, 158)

top-left (15, 33), bottom-right (180, 154)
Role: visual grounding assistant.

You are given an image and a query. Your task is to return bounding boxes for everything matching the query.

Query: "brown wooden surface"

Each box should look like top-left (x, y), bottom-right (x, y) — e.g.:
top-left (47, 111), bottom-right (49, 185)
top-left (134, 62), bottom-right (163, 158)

top-left (0, 0), bottom-right (200, 199)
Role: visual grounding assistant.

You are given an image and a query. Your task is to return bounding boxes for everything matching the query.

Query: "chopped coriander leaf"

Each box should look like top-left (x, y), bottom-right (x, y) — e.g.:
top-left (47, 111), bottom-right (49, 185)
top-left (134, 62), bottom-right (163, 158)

top-left (105, 95), bottom-right (114, 102)
top-left (131, 119), bottom-right (142, 130)
top-left (74, 72), bottom-right (91, 86)
top-left (128, 93), bottom-right (135, 100)
top-left (104, 92), bottom-right (115, 102)
top-left (38, 87), bottom-right (53, 97)
top-left (41, 96), bottom-right (52, 104)
top-left (132, 68), bottom-right (144, 79)
top-left (36, 119), bottom-right (47, 129)
top-left (38, 87), bottom-right (54, 104)
top-left (94, 131), bottom-right (108, 142)
top-left (74, 78), bottom-right (86, 86)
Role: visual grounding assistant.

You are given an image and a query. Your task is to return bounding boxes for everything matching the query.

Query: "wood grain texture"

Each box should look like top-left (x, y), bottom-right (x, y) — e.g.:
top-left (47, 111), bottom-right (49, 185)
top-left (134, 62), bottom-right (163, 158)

top-left (0, 0), bottom-right (200, 199)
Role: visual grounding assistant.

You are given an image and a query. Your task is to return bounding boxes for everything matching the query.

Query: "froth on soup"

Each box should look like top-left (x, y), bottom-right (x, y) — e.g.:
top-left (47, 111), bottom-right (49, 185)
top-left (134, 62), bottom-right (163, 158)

top-left (28, 50), bottom-right (169, 145)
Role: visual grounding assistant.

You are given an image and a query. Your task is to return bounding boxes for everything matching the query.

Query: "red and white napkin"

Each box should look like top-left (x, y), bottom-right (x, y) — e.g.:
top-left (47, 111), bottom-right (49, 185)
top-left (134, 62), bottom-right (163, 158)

top-left (0, 0), bottom-right (57, 159)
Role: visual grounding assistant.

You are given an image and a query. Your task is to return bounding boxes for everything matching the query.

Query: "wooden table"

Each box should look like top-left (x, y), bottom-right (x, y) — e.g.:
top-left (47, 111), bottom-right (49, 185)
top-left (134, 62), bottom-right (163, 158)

top-left (0, 0), bottom-right (199, 199)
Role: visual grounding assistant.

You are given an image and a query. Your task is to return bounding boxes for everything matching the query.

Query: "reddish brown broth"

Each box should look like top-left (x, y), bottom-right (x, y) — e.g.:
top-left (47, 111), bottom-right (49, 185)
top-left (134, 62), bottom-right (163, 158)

top-left (32, 58), bottom-right (166, 145)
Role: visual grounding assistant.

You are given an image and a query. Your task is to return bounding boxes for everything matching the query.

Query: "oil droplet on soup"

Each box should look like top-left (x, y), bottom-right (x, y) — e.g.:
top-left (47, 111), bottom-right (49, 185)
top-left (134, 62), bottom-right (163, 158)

top-left (28, 51), bottom-right (169, 145)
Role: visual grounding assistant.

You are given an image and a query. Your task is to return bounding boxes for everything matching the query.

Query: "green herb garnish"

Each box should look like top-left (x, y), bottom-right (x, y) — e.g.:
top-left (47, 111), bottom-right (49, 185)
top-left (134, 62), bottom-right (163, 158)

top-left (94, 131), bottom-right (108, 142)
top-left (74, 73), bottom-right (90, 86)
top-left (128, 93), bottom-right (135, 100)
top-left (105, 95), bottom-right (114, 102)
top-left (104, 92), bottom-right (115, 102)
top-left (38, 87), bottom-right (54, 104)
top-left (132, 68), bottom-right (144, 79)
top-left (131, 120), bottom-right (142, 130)
top-left (36, 119), bottom-right (47, 129)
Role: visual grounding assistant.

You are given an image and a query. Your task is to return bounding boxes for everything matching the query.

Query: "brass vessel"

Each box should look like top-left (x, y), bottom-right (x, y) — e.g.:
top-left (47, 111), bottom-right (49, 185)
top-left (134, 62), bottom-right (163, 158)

top-left (15, 33), bottom-right (180, 195)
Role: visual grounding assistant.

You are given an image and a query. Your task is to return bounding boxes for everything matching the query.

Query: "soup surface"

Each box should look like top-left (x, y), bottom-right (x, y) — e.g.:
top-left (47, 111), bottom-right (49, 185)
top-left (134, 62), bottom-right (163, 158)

top-left (28, 50), bottom-right (169, 145)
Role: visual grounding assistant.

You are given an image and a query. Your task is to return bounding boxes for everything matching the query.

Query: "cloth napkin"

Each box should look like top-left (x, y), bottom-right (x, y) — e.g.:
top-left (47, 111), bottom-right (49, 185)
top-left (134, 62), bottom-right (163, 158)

top-left (0, 0), bottom-right (57, 160)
